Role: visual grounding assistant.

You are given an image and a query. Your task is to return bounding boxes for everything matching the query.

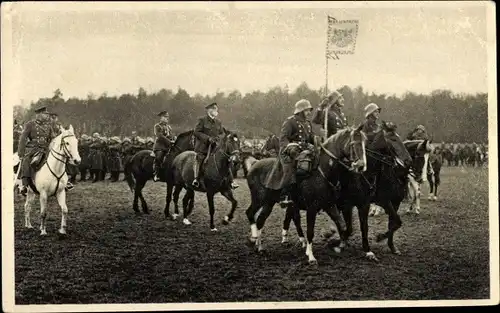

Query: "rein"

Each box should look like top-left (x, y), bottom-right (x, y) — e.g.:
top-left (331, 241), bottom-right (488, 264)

top-left (45, 134), bottom-right (75, 196)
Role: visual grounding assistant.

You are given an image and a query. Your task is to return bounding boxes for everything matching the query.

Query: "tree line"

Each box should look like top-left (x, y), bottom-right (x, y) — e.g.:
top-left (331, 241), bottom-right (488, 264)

top-left (14, 83), bottom-right (488, 143)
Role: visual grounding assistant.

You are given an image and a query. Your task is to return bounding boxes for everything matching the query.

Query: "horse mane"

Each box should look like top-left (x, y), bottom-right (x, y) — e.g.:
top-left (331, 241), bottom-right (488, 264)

top-left (173, 130), bottom-right (194, 146)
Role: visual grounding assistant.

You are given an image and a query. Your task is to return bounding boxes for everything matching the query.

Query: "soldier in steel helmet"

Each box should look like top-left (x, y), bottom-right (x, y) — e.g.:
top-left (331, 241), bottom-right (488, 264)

top-left (78, 134), bottom-right (92, 181)
top-left (362, 103), bottom-right (382, 143)
top-left (153, 110), bottom-right (175, 182)
top-left (263, 99), bottom-right (315, 207)
top-left (407, 124), bottom-right (429, 141)
top-left (312, 90), bottom-right (348, 138)
top-left (107, 136), bottom-right (123, 182)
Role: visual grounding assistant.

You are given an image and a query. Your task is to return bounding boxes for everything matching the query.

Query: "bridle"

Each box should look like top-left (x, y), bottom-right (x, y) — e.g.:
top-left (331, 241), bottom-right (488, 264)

top-left (210, 135), bottom-right (241, 176)
top-left (47, 133), bottom-right (76, 196)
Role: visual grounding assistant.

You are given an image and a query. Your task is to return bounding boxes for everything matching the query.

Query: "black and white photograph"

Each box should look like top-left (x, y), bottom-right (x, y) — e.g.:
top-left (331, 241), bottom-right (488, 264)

top-left (2, 1), bottom-right (498, 311)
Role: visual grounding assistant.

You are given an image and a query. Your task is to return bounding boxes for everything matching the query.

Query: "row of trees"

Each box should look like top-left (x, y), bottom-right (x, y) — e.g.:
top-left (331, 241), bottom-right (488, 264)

top-left (15, 83), bottom-right (488, 143)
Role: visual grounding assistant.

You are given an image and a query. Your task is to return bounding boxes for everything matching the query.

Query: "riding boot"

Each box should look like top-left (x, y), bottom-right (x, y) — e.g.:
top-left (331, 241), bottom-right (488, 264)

top-left (20, 177), bottom-right (29, 196)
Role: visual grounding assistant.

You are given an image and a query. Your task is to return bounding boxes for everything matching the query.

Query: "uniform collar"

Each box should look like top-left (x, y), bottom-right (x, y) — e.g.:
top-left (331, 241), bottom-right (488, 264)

top-left (293, 114), bottom-right (306, 123)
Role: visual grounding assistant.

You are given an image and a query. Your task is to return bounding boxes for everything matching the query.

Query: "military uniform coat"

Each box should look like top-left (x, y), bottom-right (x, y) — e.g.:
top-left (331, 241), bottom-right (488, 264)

top-left (78, 140), bottom-right (91, 169)
top-left (264, 115), bottom-right (315, 190)
top-left (153, 122), bottom-right (174, 151)
top-left (107, 143), bottom-right (123, 172)
top-left (17, 119), bottom-right (55, 178)
top-left (89, 139), bottom-right (106, 170)
top-left (194, 115), bottom-right (227, 155)
top-left (361, 119), bottom-right (381, 145)
top-left (312, 106), bottom-right (347, 138)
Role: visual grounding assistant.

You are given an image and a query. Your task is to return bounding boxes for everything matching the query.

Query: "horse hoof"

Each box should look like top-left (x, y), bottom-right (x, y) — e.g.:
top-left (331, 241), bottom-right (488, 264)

top-left (183, 219), bottom-right (192, 225)
top-left (308, 259), bottom-right (318, 265)
top-left (433, 196), bottom-right (438, 201)
top-left (222, 218), bottom-right (229, 225)
top-left (333, 246), bottom-right (342, 253)
top-left (25, 224), bottom-right (33, 229)
top-left (366, 252), bottom-right (379, 262)
top-left (211, 228), bottom-right (218, 232)
top-left (171, 213), bottom-right (179, 220)
top-left (392, 249), bottom-right (401, 255)
top-left (376, 233), bottom-right (386, 242)
top-left (40, 231), bottom-right (47, 236)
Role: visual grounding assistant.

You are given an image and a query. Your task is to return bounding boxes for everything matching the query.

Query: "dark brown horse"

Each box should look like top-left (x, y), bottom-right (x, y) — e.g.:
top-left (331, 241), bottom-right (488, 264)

top-left (166, 132), bottom-right (241, 231)
top-left (335, 122), bottom-right (412, 262)
top-left (124, 130), bottom-right (194, 214)
top-left (246, 126), bottom-right (367, 264)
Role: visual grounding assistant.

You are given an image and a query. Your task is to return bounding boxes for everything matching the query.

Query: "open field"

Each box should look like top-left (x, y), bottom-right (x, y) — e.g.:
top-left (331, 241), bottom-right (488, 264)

top-left (13, 166), bottom-right (490, 303)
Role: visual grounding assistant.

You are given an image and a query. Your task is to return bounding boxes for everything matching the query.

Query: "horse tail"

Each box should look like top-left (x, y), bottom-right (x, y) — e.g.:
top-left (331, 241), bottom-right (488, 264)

top-left (124, 156), bottom-right (135, 192)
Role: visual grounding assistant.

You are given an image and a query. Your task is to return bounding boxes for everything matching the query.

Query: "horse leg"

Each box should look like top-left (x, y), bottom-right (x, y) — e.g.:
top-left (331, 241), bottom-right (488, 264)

top-left (39, 192), bottom-right (49, 236)
top-left (358, 203), bottom-right (378, 261)
top-left (305, 208), bottom-right (318, 264)
top-left (207, 191), bottom-right (217, 232)
top-left (415, 182), bottom-right (421, 214)
top-left (337, 204), bottom-right (353, 251)
top-left (427, 173), bottom-right (434, 200)
top-left (292, 206), bottom-right (306, 248)
top-left (324, 204), bottom-right (347, 251)
top-left (254, 202), bottom-right (275, 252)
top-left (172, 185), bottom-right (182, 220)
top-left (182, 189), bottom-right (194, 225)
top-left (56, 190), bottom-right (68, 235)
top-left (24, 190), bottom-right (35, 229)
top-left (165, 183), bottom-right (174, 219)
top-left (281, 205), bottom-right (293, 244)
top-left (376, 201), bottom-right (403, 255)
top-left (132, 179), bottom-right (141, 214)
top-left (220, 189), bottom-right (238, 225)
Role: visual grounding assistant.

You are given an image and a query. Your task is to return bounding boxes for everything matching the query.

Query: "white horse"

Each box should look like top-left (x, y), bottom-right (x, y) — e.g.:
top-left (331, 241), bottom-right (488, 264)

top-left (23, 125), bottom-right (81, 236)
top-left (405, 140), bottom-right (433, 215)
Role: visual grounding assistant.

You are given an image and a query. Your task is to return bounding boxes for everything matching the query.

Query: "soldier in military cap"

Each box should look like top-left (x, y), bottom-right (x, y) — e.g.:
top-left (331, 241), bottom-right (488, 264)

top-left (107, 136), bottom-right (123, 182)
top-left (17, 105), bottom-right (55, 196)
top-left (121, 137), bottom-right (134, 181)
top-left (78, 134), bottom-right (92, 181)
top-left (89, 132), bottom-right (106, 182)
top-left (263, 99), bottom-right (315, 206)
top-left (153, 110), bottom-right (175, 182)
top-left (407, 124), bottom-right (429, 141)
top-left (192, 102), bottom-right (239, 189)
top-left (312, 90), bottom-right (347, 139)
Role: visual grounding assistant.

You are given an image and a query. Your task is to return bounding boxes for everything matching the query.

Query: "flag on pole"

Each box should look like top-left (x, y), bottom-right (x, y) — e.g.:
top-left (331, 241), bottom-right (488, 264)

top-left (326, 16), bottom-right (359, 58)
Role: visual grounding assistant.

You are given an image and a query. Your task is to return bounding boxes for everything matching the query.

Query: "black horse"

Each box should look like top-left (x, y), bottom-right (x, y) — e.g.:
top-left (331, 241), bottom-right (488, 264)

top-left (124, 130), bottom-right (194, 214)
top-left (246, 126), bottom-right (367, 264)
top-left (166, 132), bottom-right (241, 231)
top-left (335, 122), bottom-right (412, 262)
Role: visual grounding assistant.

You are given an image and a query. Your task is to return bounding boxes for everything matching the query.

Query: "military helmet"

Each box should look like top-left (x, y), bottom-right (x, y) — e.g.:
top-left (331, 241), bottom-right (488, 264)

top-left (327, 90), bottom-right (343, 104)
top-left (416, 125), bottom-right (426, 131)
top-left (364, 103), bottom-right (381, 118)
top-left (110, 136), bottom-right (121, 143)
top-left (146, 136), bottom-right (154, 143)
top-left (137, 136), bottom-right (146, 144)
top-left (122, 137), bottom-right (132, 144)
top-left (293, 99), bottom-right (313, 114)
top-left (92, 132), bottom-right (100, 138)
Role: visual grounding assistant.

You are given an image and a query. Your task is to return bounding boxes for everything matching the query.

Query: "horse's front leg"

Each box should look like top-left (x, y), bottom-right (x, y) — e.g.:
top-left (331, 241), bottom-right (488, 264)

top-left (281, 204), bottom-right (294, 244)
top-left (164, 183), bottom-right (173, 219)
top-left (56, 189), bottom-right (68, 235)
top-left (220, 189), bottom-right (238, 225)
top-left (358, 202), bottom-right (378, 261)
top-left (376, 200), bottom-right (403, 255)
top-left (305, 207), bottom-right (318, 264)
top-left (24, 190), bottom-right (35, 229)
top-left (39, 192), bottom-right (49, 236)
top-left (207, 191), bottom-right (217, 231)
top-left (172, 185), bottom-right (182, 220)
top-left (182, 189), bottom-right (194, 225)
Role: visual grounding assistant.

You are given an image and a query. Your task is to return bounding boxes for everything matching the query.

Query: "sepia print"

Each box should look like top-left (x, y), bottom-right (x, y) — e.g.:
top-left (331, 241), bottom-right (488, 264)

top-left (1, 1), bottom-right (498, 311)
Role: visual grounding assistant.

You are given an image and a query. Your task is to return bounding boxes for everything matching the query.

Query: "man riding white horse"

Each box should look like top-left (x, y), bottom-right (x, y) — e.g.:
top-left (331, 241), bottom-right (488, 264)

top-left (17, 106), bottom-right (73, 196)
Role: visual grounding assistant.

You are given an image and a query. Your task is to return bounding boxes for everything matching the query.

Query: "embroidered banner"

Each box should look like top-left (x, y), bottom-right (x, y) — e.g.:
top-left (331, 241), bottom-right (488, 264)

top-left (326, 17), bottom-right (359, 56)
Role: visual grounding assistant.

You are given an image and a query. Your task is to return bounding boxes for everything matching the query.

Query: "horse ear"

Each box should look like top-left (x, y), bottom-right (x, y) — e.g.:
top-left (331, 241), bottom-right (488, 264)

top-left (59, 125), bottom-right (65, 133)
top-left (68, 124), bottom-right (74, 133)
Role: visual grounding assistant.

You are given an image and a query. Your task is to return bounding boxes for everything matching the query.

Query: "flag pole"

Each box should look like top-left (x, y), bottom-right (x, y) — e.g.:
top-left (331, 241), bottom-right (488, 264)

top-left (323, 16), bottom-right (334, 141)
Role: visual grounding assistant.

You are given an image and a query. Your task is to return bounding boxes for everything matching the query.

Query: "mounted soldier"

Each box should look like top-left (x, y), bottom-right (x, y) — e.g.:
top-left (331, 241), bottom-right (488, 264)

top-left (312, 90), bottom-right (347, 139)
top-left (153, 110), bottom-right (175, 182)
top-left (78, 134), bottom-right (92, 181)
top-left (192, 102), bottom-right (239, 189)
top-left (16, 106), bottom-right (55, 196)
top-left (362, 103), bottom-right (382, 143)
top-left (263, 99), bottom-right (316, 206)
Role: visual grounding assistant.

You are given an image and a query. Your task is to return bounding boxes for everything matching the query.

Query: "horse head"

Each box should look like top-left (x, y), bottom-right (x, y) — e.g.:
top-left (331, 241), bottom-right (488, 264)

top-left (404, 139), bottom-right (432, 183)
top-left (322, 124), bottom-right (367, 173)
top-left (216, 131), bottom-right (241, 165)
top-left (55, 125), bottom-right (81, 165)
top-left (371, 121), bottom-right (412, 170)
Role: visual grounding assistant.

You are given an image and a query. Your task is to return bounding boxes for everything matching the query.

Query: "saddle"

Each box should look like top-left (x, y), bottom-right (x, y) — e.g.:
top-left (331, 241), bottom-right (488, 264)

top-left (30, 150), bottom-right (48, 172)
top-left (295, 148), bottom-right (318, 178)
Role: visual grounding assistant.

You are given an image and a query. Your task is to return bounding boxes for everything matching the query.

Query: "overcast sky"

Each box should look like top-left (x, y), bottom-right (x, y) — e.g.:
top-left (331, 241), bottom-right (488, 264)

top-left (5, 2), bottom-right (491, 105)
